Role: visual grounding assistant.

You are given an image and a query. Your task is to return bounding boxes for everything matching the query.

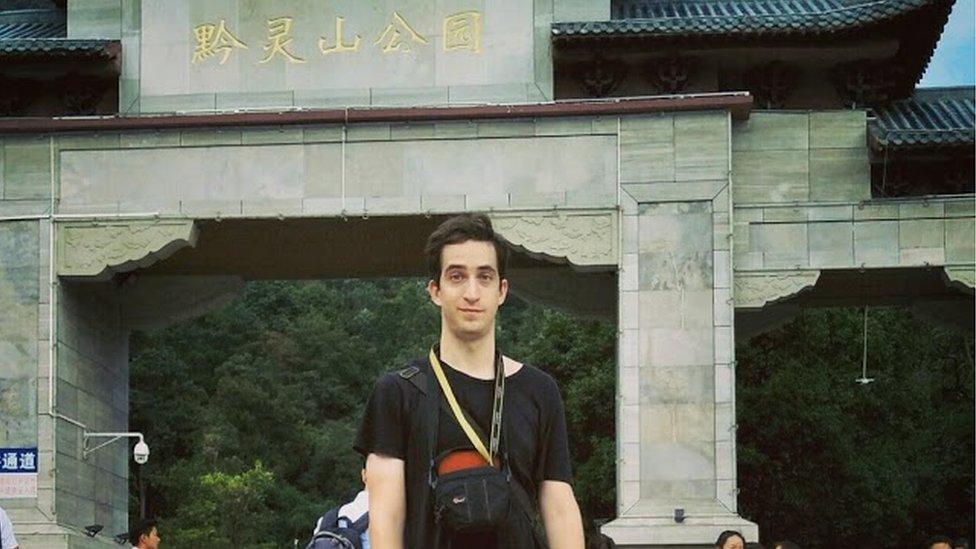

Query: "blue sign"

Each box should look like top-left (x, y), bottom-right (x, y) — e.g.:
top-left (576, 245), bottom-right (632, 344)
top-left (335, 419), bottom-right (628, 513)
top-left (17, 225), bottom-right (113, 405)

top-left (0, 448), bottom-right (38, 473)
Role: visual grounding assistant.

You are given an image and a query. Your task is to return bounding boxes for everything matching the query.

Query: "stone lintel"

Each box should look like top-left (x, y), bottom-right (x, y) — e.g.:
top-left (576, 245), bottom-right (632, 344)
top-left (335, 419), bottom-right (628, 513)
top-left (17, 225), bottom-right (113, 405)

top-left (57, 220), bottom-right (197, 280)
top-left (490, 210), bottom-right (618, 268)
top-left (602, 515), bottom-right (759, 547)
top-left (733, 270), bottom-right (820, 309)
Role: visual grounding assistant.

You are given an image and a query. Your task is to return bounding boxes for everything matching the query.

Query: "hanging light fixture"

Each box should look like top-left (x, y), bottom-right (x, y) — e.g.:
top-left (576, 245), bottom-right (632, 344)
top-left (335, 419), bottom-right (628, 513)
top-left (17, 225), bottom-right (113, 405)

top-left (855, 306), bottom-right (875, 385)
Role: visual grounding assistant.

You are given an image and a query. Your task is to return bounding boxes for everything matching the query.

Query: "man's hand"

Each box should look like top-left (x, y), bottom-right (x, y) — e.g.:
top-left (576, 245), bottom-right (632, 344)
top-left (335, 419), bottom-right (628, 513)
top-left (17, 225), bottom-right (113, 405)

top-left (365, 453), bottom-right (406, 549)
top-left (539, 479), bottom-right (585, 549)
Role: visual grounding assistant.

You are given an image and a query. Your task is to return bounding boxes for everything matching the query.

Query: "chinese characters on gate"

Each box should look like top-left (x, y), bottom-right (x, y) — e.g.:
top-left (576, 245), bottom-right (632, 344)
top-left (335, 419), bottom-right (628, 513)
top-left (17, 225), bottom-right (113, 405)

top-left (192, 11), bottom-right (482, 65)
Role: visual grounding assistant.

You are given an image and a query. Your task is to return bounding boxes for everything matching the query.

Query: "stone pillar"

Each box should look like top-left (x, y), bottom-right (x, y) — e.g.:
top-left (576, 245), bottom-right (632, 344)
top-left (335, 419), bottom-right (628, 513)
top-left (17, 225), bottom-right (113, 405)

top-left (603, 112), bottom-right (758, 546)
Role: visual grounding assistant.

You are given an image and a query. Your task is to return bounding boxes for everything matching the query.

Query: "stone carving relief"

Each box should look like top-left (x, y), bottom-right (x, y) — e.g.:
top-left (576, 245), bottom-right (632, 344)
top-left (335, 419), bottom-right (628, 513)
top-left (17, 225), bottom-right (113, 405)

top-left (490, 211), bottom-right (617, 267)
top-left (646, 54), bottom-right (697, 94)
top-left (831, 60), bottom-right (903, 108)
top-left (57, 74), bottom-right (112, 116)
top-left (733, 270), bottom-right (821, 309)
top-left (743, 61), bottom-right (799, 109)
top-left (58, 220), bottom-right (198, 280)
top-left (576, 53), bottom-right (628, 98)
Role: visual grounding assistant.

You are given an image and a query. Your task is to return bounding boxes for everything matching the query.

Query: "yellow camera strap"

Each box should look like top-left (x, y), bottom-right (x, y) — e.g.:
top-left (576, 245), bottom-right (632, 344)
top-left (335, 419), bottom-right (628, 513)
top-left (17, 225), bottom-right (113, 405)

top-left (428, 347), bottom-right (504, 466)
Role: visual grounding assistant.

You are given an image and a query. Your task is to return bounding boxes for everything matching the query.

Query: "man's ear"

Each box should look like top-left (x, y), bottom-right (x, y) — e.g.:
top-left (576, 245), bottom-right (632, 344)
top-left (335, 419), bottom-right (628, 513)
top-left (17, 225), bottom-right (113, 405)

top-left (498, 278), bottom-right (508, 305)
top-left (426, 278), bottom-right (442, 307)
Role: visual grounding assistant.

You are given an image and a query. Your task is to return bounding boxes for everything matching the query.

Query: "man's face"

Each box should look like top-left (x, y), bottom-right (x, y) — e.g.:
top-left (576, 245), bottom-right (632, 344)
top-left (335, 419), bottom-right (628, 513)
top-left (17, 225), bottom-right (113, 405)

top-left (721, 536), bottom-right (744, 549)
top-left (140, 527), bottom-right (160, 549)
top-left (427, 240), bottom-right (508, 342)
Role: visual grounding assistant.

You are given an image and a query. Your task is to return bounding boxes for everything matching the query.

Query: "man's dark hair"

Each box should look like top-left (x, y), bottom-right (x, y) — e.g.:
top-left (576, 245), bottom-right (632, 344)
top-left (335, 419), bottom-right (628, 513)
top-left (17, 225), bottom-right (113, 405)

top-left (128, 518), bottom-right (157, 546)
top-left (774, 542), bottom-right (801, 549)
top-left (715, 530), bottom-right (745, 548)
top-left (424, 213), bottom-right (509, 285)
top-left (954, 539), bottom-right (971, 549)
top-left (926, 536), bottom-right (955, 548)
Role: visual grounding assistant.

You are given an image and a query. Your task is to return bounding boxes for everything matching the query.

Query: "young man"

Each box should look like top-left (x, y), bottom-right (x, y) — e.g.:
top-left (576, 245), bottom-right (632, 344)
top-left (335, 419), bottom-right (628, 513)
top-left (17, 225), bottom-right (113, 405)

top-left (128, 518), bottom-right (160, 549)
top-left (355, 214), bottom-right (584, 548)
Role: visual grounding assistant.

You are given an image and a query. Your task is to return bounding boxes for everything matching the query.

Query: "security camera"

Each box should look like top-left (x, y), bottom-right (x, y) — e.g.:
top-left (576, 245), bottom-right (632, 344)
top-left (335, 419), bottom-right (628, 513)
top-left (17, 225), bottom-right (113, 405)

top-left (133, 440), bottom-right (150, 464)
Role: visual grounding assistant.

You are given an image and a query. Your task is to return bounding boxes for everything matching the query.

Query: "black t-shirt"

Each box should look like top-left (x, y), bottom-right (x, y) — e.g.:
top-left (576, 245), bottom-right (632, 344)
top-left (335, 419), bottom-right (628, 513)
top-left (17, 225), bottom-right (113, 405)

top-left (354, 357), bottom-right (573, 548)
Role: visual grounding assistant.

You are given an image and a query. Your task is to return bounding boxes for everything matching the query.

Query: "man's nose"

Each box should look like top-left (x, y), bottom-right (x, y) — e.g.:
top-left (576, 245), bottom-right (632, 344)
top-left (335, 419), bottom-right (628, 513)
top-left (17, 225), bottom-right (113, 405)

top-left (463, 278), bottom-right (480, 301)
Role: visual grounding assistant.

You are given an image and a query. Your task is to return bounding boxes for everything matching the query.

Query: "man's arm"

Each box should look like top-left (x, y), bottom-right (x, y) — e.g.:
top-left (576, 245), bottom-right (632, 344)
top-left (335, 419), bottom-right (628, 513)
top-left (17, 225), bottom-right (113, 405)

top-left (365, 452), bottom-right (406, 549)
top-left (539, 479), bottom-right (584, 549)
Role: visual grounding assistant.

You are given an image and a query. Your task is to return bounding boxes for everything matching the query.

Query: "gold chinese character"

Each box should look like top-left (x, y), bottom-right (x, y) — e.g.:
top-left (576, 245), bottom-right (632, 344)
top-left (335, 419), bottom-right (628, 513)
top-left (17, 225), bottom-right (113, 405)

top-left (260, 16), bottom-right (305, 64)
top-left (319, 16), bottom-right (361, 55)
top-left (374, 11), bottom-right (428, 53)
top-left (443, 11), bottom-right (481, 53)
top-left (191, 20), bottom-right (248, 64)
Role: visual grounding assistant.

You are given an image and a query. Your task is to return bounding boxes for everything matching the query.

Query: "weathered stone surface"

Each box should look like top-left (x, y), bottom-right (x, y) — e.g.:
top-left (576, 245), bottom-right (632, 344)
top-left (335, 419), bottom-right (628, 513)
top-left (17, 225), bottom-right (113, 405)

top-left (809, 111), bottom-right (866, 149)
top-left (639, 252), bottom-right (713, 290)
top-left (4, 138), bottom-right (52, 200)
top-left (808, 222), bottom-right (854, 268)
top-left (732, 112), bottom-right (809, 151)
top-left (808, 148), bottom-right (870, 201)
top-left (732, 149), bottom-right (808, 203)
top-left (674, 112), bottom-right (728, 182)
top-left (620, 115), bottom-right (674, 184)
top-left (854, 220), bottom-right (899, 267)
top-left (0, 220), bottom-right (40, 451)
top-left (946, 218), bottom-right (976, 263)
top-left (899, 218), bottom-right (946, 265)
top-left (749, 223), bottom-right (808, 269)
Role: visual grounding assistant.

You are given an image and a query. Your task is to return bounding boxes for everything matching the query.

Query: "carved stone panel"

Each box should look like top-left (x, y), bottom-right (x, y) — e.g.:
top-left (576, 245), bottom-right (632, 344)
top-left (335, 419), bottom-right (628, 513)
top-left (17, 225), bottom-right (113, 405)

top-left (733, 270), bottom-right (821, 309)
top-left (490, 210), bottom-right (617, 267)
top-left (58, 220), bottom-right (198, 280)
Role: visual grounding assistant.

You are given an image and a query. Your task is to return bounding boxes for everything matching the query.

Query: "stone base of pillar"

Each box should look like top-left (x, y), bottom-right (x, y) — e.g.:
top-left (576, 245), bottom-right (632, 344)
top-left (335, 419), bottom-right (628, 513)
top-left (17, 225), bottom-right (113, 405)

top-left (13, 527), bottom-right (119, 549)
top-left (601, 514), bottom-right (759, 548)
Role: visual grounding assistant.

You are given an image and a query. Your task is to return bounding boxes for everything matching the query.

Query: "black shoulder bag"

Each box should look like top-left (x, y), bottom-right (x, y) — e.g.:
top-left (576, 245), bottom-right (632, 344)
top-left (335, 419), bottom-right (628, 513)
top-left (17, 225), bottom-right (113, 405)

top-left (399, 350), bottom-right (547, 548)
top-left (427, 346), bottom-right (510, 535)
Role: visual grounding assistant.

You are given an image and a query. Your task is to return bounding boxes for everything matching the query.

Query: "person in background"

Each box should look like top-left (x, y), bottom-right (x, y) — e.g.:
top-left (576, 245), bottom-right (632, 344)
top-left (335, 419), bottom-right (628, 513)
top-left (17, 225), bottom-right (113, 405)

top-left (129, 518), bottom-right (160, 549)
top-left (773, 541), bottom-right (801, 549)
top-left (0, 504), bottom-right (18, 549)
top-left (715, 530), bottom-right (746, 549)
top-left (309, 467), bottom-right (370, 549)
top-left (926, 536), bottom-right (954, 549)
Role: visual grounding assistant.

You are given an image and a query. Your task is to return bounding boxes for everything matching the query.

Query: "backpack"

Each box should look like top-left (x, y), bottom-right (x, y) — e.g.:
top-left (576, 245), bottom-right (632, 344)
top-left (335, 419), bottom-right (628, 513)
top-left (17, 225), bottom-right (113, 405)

top-left (305, 506), bottom-right (369, 549)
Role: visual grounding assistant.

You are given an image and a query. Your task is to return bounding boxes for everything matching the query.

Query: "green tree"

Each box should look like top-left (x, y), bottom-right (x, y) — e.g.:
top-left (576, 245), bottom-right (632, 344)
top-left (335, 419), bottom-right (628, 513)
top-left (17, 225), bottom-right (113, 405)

top-left (736, 307), bottom-right (974, 548)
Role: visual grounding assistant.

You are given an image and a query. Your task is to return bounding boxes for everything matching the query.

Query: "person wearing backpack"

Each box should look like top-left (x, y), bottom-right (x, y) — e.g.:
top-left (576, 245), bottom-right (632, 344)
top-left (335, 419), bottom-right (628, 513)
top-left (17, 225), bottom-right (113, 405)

top-left (354, 214), bottom-right (585, 549)
top-left (307, 468), bottom-right (370, 549)
top-left (0, 504), bottom-right (18, 549)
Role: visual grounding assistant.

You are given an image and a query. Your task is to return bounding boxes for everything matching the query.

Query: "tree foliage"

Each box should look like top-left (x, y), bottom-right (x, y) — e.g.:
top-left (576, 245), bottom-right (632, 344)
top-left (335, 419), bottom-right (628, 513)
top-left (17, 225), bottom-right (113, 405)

top-left (736, 307), bottom-right (974, 548)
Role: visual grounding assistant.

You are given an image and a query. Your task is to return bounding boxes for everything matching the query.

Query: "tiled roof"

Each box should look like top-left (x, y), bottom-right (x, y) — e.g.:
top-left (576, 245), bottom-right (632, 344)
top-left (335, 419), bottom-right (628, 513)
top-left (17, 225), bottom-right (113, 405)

top-left (0, 9), bottom-right (117, 58)
top-left (0, 39), bottom-right (116, 56)
top-left (0, 8), bottom-right (65, 39)
top-left (552, 0), bottom-right (940, 38)
top-left (871, 87), bottom-right (975, 148)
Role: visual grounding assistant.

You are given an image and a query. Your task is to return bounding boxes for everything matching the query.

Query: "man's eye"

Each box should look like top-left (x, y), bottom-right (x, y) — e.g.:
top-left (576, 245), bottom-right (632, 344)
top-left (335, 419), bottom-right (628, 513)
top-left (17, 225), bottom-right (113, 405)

top-left (449, 273), bottom-right (464, 281)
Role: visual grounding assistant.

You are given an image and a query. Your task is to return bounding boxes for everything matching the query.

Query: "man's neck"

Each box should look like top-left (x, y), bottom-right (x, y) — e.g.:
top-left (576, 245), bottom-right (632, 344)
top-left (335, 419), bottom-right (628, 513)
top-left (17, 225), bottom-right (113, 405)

top-left (439, 331), bottom-right (496, 380)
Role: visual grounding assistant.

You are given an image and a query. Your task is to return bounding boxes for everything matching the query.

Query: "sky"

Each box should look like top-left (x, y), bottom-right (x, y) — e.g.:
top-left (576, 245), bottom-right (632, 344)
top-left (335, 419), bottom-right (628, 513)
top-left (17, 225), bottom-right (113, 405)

top-left (919, 0), bottom-right (976, 87)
